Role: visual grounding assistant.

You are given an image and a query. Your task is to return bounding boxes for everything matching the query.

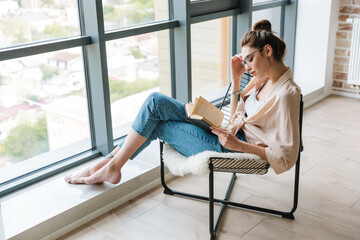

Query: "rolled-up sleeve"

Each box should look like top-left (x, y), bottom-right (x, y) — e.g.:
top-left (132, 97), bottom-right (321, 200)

top-left (265, 147), bottom-right (297, 174)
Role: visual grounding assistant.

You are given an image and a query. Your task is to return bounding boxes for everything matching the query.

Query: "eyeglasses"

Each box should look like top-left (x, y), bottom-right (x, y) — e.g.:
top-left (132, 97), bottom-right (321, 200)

top-left (241, 47), bottom-right (264, 67)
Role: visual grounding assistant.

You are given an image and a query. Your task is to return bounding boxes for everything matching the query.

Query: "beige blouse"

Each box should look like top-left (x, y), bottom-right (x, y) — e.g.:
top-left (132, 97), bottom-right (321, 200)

top-left (227, 68), bottom-right (301, 174)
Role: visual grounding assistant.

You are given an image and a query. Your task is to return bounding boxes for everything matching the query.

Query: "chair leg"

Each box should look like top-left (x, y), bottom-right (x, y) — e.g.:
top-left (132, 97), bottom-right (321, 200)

top-left (282, 212), bottom-right (295, 219)
top-left (160, 141), bottom-right (212, 201)
top-left (282, 152), bottom-right (301, 219)
top-left (209, 169), bottom-right (237, 239)
top-left (160, 141), bottom-right (174, 195)
top-left (160, 142), bottom-right (212, 200)
top-left (209, 163), bottom-right (215, 239)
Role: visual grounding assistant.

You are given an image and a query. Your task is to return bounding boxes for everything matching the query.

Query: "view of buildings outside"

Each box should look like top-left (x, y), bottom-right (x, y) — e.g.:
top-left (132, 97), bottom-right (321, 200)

top-left (0, 0), bottom-right (167, 182)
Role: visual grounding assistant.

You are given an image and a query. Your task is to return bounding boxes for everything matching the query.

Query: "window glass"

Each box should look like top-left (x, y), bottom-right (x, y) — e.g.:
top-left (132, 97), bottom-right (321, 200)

top-left (0, 0), bottom-right (80, 48)
top-left (102, 0), bottom-right (168, 31)
top-left (106, 30), bottom-right (170, 139)
top-left (252, 7), bottom-right (281, 34)
top-left (191, 17), bottom-right (231, 99)
top-left (0, 47), bottom-right (91, 184)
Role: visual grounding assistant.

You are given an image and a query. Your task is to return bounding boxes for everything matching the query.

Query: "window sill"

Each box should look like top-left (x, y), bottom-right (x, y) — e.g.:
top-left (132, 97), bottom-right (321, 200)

top-left (295, 81), bottom-right (326, 109)
top-left (0, 141), bottom-right (170, 240)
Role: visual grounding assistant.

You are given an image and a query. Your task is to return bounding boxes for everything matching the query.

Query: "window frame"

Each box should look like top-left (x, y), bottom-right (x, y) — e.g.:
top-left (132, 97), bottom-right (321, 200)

top-left (0, 0), bottom-right (297, 197)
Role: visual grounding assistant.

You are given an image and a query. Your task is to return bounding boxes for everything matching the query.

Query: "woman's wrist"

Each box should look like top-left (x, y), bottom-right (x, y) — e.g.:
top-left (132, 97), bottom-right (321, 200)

top-left (232, 70), bottom-right (245, 83)
top-left (231, 80), bottom-right (240, 92)
top-left (234, 138), bottom-right (244, 152)
top-left (231, 76), bottom-right (240, 86)
top-left (231, 89), bottom-right (241, 102)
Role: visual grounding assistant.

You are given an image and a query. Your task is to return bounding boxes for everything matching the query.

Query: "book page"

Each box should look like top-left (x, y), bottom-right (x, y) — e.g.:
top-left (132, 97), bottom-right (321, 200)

top-left (184, 102), bottom-right (194, 117)
top-left (192, 96), bottom-right (224, 127)
top-left (192, 97), bottom-right (198, 114)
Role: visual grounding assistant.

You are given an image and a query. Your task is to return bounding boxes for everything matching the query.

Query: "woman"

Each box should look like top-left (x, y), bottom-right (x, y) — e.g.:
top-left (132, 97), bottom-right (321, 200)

top-left (65, 19), bottom-right (301, 184)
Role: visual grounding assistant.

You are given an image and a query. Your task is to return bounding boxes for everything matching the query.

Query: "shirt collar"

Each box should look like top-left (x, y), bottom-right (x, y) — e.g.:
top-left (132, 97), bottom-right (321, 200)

top-left (241, 67), bottom-right (293, 99)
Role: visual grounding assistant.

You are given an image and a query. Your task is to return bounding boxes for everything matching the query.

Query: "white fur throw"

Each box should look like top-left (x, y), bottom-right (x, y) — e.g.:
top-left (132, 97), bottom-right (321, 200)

top-left (162, 143), bottom-right (263, 176)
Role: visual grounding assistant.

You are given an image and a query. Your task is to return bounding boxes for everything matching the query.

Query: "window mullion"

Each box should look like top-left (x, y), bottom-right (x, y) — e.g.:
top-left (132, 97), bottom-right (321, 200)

top-left (172, 0), bottom-right (192, 103)
top-left (236, 0), bottom-right (252, 84)
top-left (79, 0), bottom-right (113, 155)
top-left (230, 15), bottom-right (237, 84)
top-left (283, 0), bottom-right (298, 71)
top-left (237, 0), bottom-right (252, 54)
top-left (280, 5), bottom-right (285, 39)
top-left (168, 0), bottom-right (176, 98)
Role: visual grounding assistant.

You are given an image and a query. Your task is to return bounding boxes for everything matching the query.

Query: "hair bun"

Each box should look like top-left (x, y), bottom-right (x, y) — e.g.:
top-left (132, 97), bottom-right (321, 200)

top-left (253, 20), bottom-right (272, 32)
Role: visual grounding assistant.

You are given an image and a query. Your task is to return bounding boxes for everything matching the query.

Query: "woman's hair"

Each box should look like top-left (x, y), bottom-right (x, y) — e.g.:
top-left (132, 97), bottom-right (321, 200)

top-left (241, 20), bottom-right (286, 62)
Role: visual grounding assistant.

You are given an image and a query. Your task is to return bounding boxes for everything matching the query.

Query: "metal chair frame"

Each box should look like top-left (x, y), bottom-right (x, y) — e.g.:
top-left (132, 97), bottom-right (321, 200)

top-left (159, 79), bottom-right (304, 240)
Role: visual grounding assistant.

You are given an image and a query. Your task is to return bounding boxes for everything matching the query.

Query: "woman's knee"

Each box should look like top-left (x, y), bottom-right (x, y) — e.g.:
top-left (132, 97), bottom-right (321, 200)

top-left (148, 121), bottom-right (166, 141)
top-left (145, 92), bottom-right (170, 108)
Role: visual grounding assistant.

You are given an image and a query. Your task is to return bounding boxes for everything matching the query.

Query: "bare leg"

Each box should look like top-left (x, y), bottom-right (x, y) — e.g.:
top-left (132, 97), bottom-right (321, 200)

top-left (64, 146), bottom-right (120, 184)
top-left (68, 128), bottom-right (147, 184)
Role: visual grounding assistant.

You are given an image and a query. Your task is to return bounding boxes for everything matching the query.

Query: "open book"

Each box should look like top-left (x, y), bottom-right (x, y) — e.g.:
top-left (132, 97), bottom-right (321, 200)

top-left (185, 96), bottom-right (224, 133)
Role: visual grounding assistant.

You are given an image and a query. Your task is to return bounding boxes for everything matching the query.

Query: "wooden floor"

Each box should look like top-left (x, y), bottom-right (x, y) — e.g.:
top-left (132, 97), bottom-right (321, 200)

top-left (59, 95), bottom-right (360, 240)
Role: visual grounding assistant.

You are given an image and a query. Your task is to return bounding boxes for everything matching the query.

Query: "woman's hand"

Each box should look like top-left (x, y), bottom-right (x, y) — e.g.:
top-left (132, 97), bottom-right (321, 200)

top-left (210, 126), bottom-right (243, 152)
top-left (231, 54), bottom-right (246, 84)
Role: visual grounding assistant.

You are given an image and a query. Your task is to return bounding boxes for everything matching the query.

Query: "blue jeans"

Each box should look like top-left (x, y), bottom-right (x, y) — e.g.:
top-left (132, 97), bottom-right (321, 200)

top-left (118, 92), bottom-right (247, 159)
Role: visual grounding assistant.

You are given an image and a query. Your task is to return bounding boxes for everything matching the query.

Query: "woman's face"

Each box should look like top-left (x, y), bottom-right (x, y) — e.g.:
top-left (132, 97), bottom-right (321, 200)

top-left (241, 45), bottom-right (270, 80)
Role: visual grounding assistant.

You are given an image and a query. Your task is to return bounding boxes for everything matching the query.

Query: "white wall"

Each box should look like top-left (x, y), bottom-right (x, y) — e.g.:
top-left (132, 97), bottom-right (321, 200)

top-left (293, 0), bottom-right (339, 97)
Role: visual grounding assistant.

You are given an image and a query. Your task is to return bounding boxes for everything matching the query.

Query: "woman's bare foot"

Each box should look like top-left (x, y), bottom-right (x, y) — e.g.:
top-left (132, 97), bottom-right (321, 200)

top-left (71, 163), bottom-right (122, 185)
top-left (64, 167), bottom-right (93, 184)
top-left (65, 155), bottom-right (114, 184)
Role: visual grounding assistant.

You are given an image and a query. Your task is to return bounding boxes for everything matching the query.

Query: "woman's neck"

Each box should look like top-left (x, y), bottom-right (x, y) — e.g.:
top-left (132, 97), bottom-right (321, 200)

top-left (268, 61), bottom-right (288, 84)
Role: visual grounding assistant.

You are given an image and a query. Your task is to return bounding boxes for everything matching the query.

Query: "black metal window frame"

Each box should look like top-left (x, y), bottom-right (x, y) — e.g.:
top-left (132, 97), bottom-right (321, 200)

top-left (0, 0), bottom-right (297, 197)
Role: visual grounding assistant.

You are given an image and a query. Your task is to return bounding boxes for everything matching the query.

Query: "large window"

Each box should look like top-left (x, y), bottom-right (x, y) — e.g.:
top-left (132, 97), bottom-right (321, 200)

top-left (0, 0), bottom-right (297, 196)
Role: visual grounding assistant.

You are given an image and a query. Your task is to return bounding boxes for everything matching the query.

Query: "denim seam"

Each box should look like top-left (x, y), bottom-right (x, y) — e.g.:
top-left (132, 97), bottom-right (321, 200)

top-left (132, 125), bottom-right (147, 138)
top-left (164, 121), bottom-right (218, 146)
top-left (156, 103), bottom-right (185, 119)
